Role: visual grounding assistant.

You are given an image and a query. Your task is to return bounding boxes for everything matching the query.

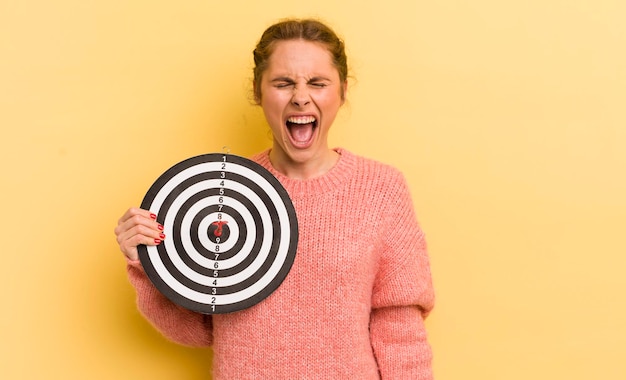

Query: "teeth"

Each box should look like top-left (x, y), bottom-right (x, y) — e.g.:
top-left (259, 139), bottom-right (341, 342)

top-left (287, 116), bottom-right (316, 124)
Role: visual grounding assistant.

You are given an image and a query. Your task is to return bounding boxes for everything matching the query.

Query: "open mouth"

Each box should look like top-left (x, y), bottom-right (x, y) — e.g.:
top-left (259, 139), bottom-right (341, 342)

top-left (286, 115), bottom-right (317, 146)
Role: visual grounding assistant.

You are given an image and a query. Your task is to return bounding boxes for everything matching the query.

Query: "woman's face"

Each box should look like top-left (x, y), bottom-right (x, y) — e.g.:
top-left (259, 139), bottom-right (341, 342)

top-left (258, 39), bottom-right (346, 170)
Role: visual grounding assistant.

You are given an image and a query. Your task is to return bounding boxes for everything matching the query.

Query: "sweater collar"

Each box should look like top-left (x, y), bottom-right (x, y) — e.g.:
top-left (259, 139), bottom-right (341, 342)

top-left (253, 148), bottom-right (357, 198)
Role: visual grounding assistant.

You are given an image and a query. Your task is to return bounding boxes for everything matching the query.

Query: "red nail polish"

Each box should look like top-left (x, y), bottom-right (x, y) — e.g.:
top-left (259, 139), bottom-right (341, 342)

top-left (158, 224), bottom-right (164, 231)
top-left (154, 239), bottom-right (162, 244)
top-left (159, 233), bottom-right (166, 239)
top-left (150, 213), bottom-right (157, 220)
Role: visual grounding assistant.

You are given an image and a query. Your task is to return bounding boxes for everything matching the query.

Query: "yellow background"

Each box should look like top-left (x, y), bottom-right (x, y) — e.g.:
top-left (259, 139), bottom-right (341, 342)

top-left (1, 1), bottom-right (625, 379)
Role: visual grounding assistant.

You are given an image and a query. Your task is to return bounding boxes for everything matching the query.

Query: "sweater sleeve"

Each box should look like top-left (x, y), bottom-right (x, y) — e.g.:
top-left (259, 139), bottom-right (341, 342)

top-left (370, 171), bottom-right (435, 379)
top-left (127, 260), bottom-right (213, 347)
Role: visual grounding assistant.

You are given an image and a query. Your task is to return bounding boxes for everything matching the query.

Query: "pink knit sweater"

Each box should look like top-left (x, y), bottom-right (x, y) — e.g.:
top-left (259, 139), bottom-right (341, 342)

top-left (127, 148), bottom-right (435, 379)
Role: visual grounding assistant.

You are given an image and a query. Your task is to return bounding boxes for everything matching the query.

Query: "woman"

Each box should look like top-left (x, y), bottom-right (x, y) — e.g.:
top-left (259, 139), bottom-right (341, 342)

top-left (115, 18), bottom-right (435, 379)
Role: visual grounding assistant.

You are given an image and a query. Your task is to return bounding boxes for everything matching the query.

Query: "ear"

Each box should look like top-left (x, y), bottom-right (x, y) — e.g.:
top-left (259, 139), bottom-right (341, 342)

top-left (340, 80), bottom-right (348, 104)
top-left (253, 81), bottom-right (261, 104)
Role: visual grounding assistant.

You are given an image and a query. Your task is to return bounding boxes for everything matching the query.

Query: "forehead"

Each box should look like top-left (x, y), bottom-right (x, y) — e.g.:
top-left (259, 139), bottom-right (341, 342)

top-left (265, 39), bottom-right (337, 77)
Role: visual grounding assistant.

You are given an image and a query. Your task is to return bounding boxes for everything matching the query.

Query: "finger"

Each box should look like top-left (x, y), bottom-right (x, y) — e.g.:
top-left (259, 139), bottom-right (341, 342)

top-left (117, 224), bottom-right (166, 261)
top-left (115, 207), bottom-right (164, 261)
top-left (117, 222), bottom-right (165, 248)
top-left (120, 234), bottom-right (164, 261)
top-left (117, 207), bottom-right (156, 226)
top-left (114, 209), bottom-right (161, 238)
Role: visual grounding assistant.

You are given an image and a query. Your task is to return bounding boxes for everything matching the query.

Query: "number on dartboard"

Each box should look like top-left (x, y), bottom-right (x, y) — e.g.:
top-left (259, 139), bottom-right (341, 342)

top-left (209, 156), bottom-right (227, 313)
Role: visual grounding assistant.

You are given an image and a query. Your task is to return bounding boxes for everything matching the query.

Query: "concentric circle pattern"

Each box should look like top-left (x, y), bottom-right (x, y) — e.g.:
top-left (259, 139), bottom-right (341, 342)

top-left (138, 154), bottom-right (298, 314)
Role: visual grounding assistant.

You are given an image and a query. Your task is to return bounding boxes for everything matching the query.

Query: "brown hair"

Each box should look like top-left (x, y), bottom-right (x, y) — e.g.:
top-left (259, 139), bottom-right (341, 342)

top-left (252, 18), bottom-right (348, 102)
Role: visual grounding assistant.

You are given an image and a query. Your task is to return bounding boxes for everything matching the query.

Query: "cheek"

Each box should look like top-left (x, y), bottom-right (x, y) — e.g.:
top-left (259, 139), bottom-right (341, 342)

top-left (261, 99), bottom-right (285, 129)
top-left (261, 99), bottom-right (279, 119)
top-left (262, 92), bottom-right (289, 115)
top-left (313, 93), bottom-right (343, 114)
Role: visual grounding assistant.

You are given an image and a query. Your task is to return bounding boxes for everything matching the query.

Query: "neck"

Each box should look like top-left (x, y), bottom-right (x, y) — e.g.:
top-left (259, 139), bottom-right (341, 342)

top-left (269, 148), bottom-right (339, 180)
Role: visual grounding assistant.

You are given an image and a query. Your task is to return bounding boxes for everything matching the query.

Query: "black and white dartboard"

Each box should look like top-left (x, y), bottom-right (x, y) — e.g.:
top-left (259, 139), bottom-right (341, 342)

top-left (138, 153), bottom-right (298, 314)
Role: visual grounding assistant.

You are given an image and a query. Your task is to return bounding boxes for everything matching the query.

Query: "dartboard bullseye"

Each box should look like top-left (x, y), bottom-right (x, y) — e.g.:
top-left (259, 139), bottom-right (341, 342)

top-left (138, 153), bottom-right (298, 314)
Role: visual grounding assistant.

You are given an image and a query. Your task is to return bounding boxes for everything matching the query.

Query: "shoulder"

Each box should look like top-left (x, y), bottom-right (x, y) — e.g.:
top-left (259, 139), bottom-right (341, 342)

top-left (339, 148), bottom-right (407, 188)
top-left (250, 149), bottom-right (270, 166)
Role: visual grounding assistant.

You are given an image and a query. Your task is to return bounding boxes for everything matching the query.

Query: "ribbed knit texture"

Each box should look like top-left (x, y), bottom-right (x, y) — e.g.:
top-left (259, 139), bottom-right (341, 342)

top-left (127, 148), bottom-right (435, 379)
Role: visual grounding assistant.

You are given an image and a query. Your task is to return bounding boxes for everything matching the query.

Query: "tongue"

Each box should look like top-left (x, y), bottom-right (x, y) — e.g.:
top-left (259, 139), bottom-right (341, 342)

top-left (289, 123), bottom-right (314, 143)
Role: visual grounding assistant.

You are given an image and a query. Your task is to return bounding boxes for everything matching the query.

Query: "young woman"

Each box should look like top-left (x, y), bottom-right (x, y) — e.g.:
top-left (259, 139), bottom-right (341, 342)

top-left (115, 18), bottom-right (435, 379)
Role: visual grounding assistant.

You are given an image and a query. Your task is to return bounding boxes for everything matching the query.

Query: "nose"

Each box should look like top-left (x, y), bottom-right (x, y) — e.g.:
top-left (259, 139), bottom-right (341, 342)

top-left (291, 85), bottom-right (311, 107)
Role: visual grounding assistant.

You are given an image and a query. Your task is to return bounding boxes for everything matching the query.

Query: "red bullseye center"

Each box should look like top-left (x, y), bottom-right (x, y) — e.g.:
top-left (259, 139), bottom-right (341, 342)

top-left (211, 220), bottom-right (228, 237)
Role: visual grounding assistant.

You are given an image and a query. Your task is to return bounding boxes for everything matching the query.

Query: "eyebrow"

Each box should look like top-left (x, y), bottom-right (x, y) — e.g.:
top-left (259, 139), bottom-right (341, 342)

top-left (308, 76), bottom-right (331, 82)
top-left (270, 77), bottom-right (295, 83)
top-left (269, 76), bottom-right (332, 83)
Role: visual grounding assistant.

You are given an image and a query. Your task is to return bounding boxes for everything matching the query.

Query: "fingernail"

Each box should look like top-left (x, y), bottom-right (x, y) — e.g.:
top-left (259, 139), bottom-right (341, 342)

top-left (154, 239), bottom-right (162, 244)
top-left (159, 233), bottom-right (166, 239)
top-left (150, 213), bottom-right (157, 220)
top-left (158, 224), bottom-right (164, 231)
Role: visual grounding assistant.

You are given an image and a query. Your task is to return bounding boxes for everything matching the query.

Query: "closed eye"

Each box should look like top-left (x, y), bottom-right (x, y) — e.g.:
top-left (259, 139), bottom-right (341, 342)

top-left (275, 82), bottom-right (294, 88)
top-left (308, 77), bottom-right (330, 88)
top-left (271, 77), bottom-right (295, 88)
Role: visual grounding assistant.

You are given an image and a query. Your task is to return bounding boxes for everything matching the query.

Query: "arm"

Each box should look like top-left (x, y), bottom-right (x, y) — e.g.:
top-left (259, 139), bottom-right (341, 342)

top-left (116, 207), bottom-right (213, 347)
top-left (127, 260), bottom-right (213, 347)
top-left (370, 174), bottom-right (435, 379)
top-left (370, 306), bottom-right (432, 379)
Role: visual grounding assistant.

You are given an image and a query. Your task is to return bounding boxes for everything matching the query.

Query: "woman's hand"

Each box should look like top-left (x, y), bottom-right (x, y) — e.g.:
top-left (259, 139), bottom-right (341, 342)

top-left (114, 207), bottom-right (165, 261)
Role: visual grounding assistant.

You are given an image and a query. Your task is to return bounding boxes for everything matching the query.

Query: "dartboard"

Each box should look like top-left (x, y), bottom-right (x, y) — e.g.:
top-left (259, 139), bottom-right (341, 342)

top-left (137, 153), bottom-right (298, 314)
